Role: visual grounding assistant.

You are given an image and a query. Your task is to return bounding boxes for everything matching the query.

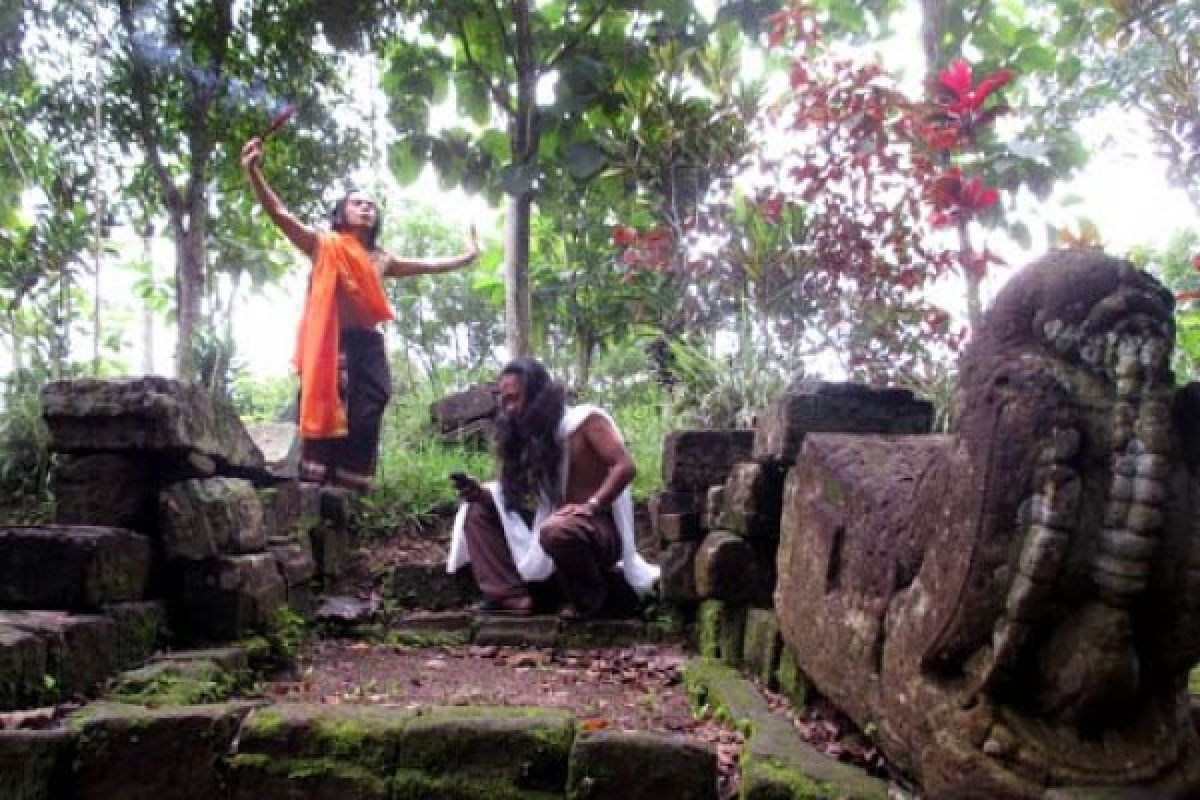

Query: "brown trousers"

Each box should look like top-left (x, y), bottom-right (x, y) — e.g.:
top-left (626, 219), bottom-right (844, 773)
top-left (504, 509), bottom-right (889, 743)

top-left (301, 328), bottom-right (391, 491)
top-left (463, 497), bottom-right (621, 615)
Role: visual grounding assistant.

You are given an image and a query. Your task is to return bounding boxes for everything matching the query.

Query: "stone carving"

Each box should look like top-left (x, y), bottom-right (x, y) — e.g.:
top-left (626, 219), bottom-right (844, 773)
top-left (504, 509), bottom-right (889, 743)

top-left (776, 250), bottom-right (1200, 797)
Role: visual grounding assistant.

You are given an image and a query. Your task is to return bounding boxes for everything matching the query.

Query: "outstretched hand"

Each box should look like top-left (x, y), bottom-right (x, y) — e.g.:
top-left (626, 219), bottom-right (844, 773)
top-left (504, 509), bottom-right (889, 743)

top-left (466, 224), bottom-right (480, 261)
top-left (240, 138), bottom-right (263, 171)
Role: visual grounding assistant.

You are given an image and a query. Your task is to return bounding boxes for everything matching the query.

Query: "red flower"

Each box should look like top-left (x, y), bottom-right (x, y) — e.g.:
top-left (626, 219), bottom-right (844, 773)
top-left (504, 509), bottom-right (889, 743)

top-left (612, 225), bottom-right (638, 246)
top-left (927, 167), bottom-right (999, 227)
top-left (1192, 254), bottom-right (1200, 273)
top-left (924, 59), bottom-right (1014, 149)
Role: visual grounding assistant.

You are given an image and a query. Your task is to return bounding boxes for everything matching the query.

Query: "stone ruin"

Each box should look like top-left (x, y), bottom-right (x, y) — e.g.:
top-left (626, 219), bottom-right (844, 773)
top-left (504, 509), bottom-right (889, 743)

top-left (0, 376), bottom-right (352, 711)
top-left (653, 249), bottom-right (1200, 798)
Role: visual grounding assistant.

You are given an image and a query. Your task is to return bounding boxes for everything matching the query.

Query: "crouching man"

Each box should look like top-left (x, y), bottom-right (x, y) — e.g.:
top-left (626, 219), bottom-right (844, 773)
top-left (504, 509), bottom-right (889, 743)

top-left (446, 357), bottom-right (659, 618)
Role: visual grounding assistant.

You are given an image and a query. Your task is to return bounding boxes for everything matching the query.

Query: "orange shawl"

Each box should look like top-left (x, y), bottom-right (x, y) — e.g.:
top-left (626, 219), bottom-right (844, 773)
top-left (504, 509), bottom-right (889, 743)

top-left (294, 232), bottom-right (395, 439)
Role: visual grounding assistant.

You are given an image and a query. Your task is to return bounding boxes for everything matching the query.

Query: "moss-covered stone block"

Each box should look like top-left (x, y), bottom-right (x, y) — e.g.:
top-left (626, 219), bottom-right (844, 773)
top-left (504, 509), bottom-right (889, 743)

top-left (697, 600), bottom-right (724, 659)
top-left (683, 658), bottom-right (887, 800)
top-left (395, 707), bottom-right (575, 792)
top-left (106, 659), bottom-right (236, 706)
top-left (237, 704), bottom-right (415, 773)
top-left (391, 769), bottom-right (561, 799)
top-left (226, 753), bottom-right (391, 800)
top-left (719, 605), bottom-right (747, 668)
top-left (104, 601), bottom-right (165, 669)
top-left (566, 730), bottom-right (716, 799)
top-left (0, 729), bottom-right (73, 800)
top-left (775, 647), bottom-right (810, 709)
top-left (68, 701), bottom-right (254, 800)
top-left (0, 626), bottom-right (47, 710)
top-left (743, 609), bottom-right (782, 687)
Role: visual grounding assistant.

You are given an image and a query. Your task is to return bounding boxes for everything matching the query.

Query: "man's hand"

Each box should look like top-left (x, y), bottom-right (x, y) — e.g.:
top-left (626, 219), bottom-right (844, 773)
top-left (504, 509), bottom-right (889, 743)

top-left (465, 224), bottom-right (481, 262)
top-left (559, 501), bottom-right (596, 518)
top-left (240, 138), bottom-right (263, 172)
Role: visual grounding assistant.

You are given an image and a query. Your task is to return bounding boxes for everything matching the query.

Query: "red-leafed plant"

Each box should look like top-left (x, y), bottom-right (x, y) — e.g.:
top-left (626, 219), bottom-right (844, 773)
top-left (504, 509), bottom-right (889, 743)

top-left (921, 57), bottom-right (1016, 330)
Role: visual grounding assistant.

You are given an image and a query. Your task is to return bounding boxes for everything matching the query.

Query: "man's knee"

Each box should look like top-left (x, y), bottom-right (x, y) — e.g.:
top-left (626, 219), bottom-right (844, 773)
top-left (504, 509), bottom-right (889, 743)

top-left (539, 514), bottom-right (584, 552)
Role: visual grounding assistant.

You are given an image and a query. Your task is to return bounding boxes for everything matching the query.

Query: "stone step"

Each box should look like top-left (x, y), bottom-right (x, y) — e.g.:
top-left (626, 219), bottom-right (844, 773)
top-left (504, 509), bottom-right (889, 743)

top-left (0, 701), bottom-right (718, 799)
top-left (384, 562), bottom-right (480, 611)
top-left (0, 603), bottom-right (164, 710)
top-left (0, 526), bottom-right (151, 610)
top-left (683, 658), bottom-right (889, 800)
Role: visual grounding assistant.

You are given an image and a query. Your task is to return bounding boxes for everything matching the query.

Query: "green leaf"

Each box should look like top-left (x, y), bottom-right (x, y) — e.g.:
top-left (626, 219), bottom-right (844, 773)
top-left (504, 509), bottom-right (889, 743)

top-left (565, 141), bottom-right (609, 181)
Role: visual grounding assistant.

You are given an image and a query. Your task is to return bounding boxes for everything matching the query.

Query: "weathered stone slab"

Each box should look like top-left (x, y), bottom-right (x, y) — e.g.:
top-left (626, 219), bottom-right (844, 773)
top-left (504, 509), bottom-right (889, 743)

top-left (227, 755), bottom-right (390, 800)
top-left (567, 730), bottom-right (716, 800)
top-left (430, 383), bottom-right (497, 432)
top-left (717, 462), bottom-right (786, 539)
top-left (752, 379), bottom-right (933, 464)
top-left (269, 539), bottom-right (317, 587)
top-left (68, 701), bottom-right (253, 800)
top-left (103, 601), bottom-right (165, 669)
top-left (703, 485), bottom-right (725, 530)
top-left (388, 563), bottom-right (480, 610)
top-left (694, 530), bottom-right (759, 604)
top-left (660, 543), bottom-right (699, 607)
top-left (153, 645), bottom-right (251, 674)
top-left (0, 612), bottom-right (119, 699)
top-left (160, 477), bottom-right (266, 559)
top-left (178, 554), bottom-right (286, 640)
top-left (41, 376), bottom-right (266, 475)
top-left (245, 421), bottom-right (299, 481)
top-left (396, 707), bottom-right (574, 791)
top-left (683, 659), bottom-right (888, 800)
top-left (107, 658), bottom-right (237, 706)
top-left (258, 481), bottom-right (321, 540)
top-left (0, 627), bottom-right (47, 710)
top-left (742, 608), bottom-right (782, 687)
top-left (0, 527), bottom-right (150, 609)
top-left (658, 512), bottom-right (701, 543)
top-left (438, 417), bottom-right (495, 449)
top-left (52, 454), bottom-right (156, 531)
top-left (0, 729), bottom-right (73, 800)
top-left (474, 615), bottom-right (560, 648)
top-left (662, 430), bottom-right (754, 491)
top-left (650, 489), bottom-right (707, 516)
top-left (310, 521), bottom-right (349, 579)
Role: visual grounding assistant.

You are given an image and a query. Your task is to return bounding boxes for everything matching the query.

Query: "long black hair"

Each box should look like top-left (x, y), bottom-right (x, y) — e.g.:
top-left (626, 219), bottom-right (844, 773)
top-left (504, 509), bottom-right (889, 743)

top-left (330, 189), bottom-right (382, 250)
top-left (496, 357), bottom-right (567, 508)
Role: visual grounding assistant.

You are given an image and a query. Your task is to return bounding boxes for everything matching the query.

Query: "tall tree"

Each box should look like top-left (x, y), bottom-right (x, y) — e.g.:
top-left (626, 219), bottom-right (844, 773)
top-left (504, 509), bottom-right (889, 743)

top-left (381, 0), bottom-right (709, 358)
top-left (26, 0), bottom-right (392, 381)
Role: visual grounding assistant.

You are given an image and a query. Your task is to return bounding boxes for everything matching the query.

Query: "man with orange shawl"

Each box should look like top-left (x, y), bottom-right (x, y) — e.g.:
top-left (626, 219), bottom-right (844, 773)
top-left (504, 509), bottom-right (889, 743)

top-left (241, 136), bottom-right (479, 491)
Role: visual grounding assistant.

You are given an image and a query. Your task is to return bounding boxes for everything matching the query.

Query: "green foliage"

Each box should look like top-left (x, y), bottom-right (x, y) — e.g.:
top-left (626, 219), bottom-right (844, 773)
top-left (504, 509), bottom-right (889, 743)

top-left (229, 373), bottom-right (297, 424)
top-left (0, 388), bottom-right (54, 523)
top-left (1129, 231), bottom-right (1200, 383)
top-left (360, 383), bottom-right (496, 537)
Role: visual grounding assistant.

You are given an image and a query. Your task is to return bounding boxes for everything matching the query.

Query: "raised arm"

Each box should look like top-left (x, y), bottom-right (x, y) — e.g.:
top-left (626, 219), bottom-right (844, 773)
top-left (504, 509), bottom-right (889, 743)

top-left (241, 137), bottom-right (318, 257)
top-left (382, 225), bottom-right (481, 278)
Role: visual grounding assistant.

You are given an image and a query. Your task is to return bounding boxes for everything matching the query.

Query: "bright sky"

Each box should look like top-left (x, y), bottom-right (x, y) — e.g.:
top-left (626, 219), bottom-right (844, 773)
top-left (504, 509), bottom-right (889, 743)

top-left (67, 10), bottom-right (1200, 382)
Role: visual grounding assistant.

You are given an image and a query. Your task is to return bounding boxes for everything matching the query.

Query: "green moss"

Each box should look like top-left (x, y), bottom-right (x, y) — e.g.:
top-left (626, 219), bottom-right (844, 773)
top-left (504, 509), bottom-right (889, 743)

top-left (1189, 666), bottom-right (1200, 695)
top-left (385, 629), bottom-right (471, 649)
top-left (746, 755), bottom-right (841, 799)
top-left (243, 708), bottom-right (286, 737)
top-left (228, 754), bottom-right (390, 794)
top-left (697, 599), bottom-right (724, 659)
top-left (106, 661), bottom-right (235, 706)
top-left (392, 769), bottom-right (559, 800)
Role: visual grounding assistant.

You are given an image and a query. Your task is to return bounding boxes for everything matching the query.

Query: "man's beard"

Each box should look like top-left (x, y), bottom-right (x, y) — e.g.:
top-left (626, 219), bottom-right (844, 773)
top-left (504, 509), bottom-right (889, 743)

top-left (495, 384), bottom-right (566, 509)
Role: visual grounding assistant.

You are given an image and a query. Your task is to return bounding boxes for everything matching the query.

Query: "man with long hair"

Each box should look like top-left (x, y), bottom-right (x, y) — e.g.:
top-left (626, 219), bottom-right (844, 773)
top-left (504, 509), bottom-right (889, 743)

top-left (446, 358), bottom-right (659, 618)
top-left (241, 135), bottom-right (479, 491)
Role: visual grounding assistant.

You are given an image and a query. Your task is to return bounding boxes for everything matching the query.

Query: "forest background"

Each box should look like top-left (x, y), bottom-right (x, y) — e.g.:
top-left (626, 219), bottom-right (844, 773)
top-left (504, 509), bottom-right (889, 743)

top-left (1, 0), bottom-right (1198, 533)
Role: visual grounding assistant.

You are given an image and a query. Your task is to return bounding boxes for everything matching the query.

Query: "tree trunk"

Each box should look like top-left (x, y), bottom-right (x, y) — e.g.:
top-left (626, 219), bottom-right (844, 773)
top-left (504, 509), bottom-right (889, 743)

top-left (503, 0), bottom-right (536, 359)
top-left (174, 217), bottom-right (206, 382)
top-left (504, 192), bottom-right (533, 358)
